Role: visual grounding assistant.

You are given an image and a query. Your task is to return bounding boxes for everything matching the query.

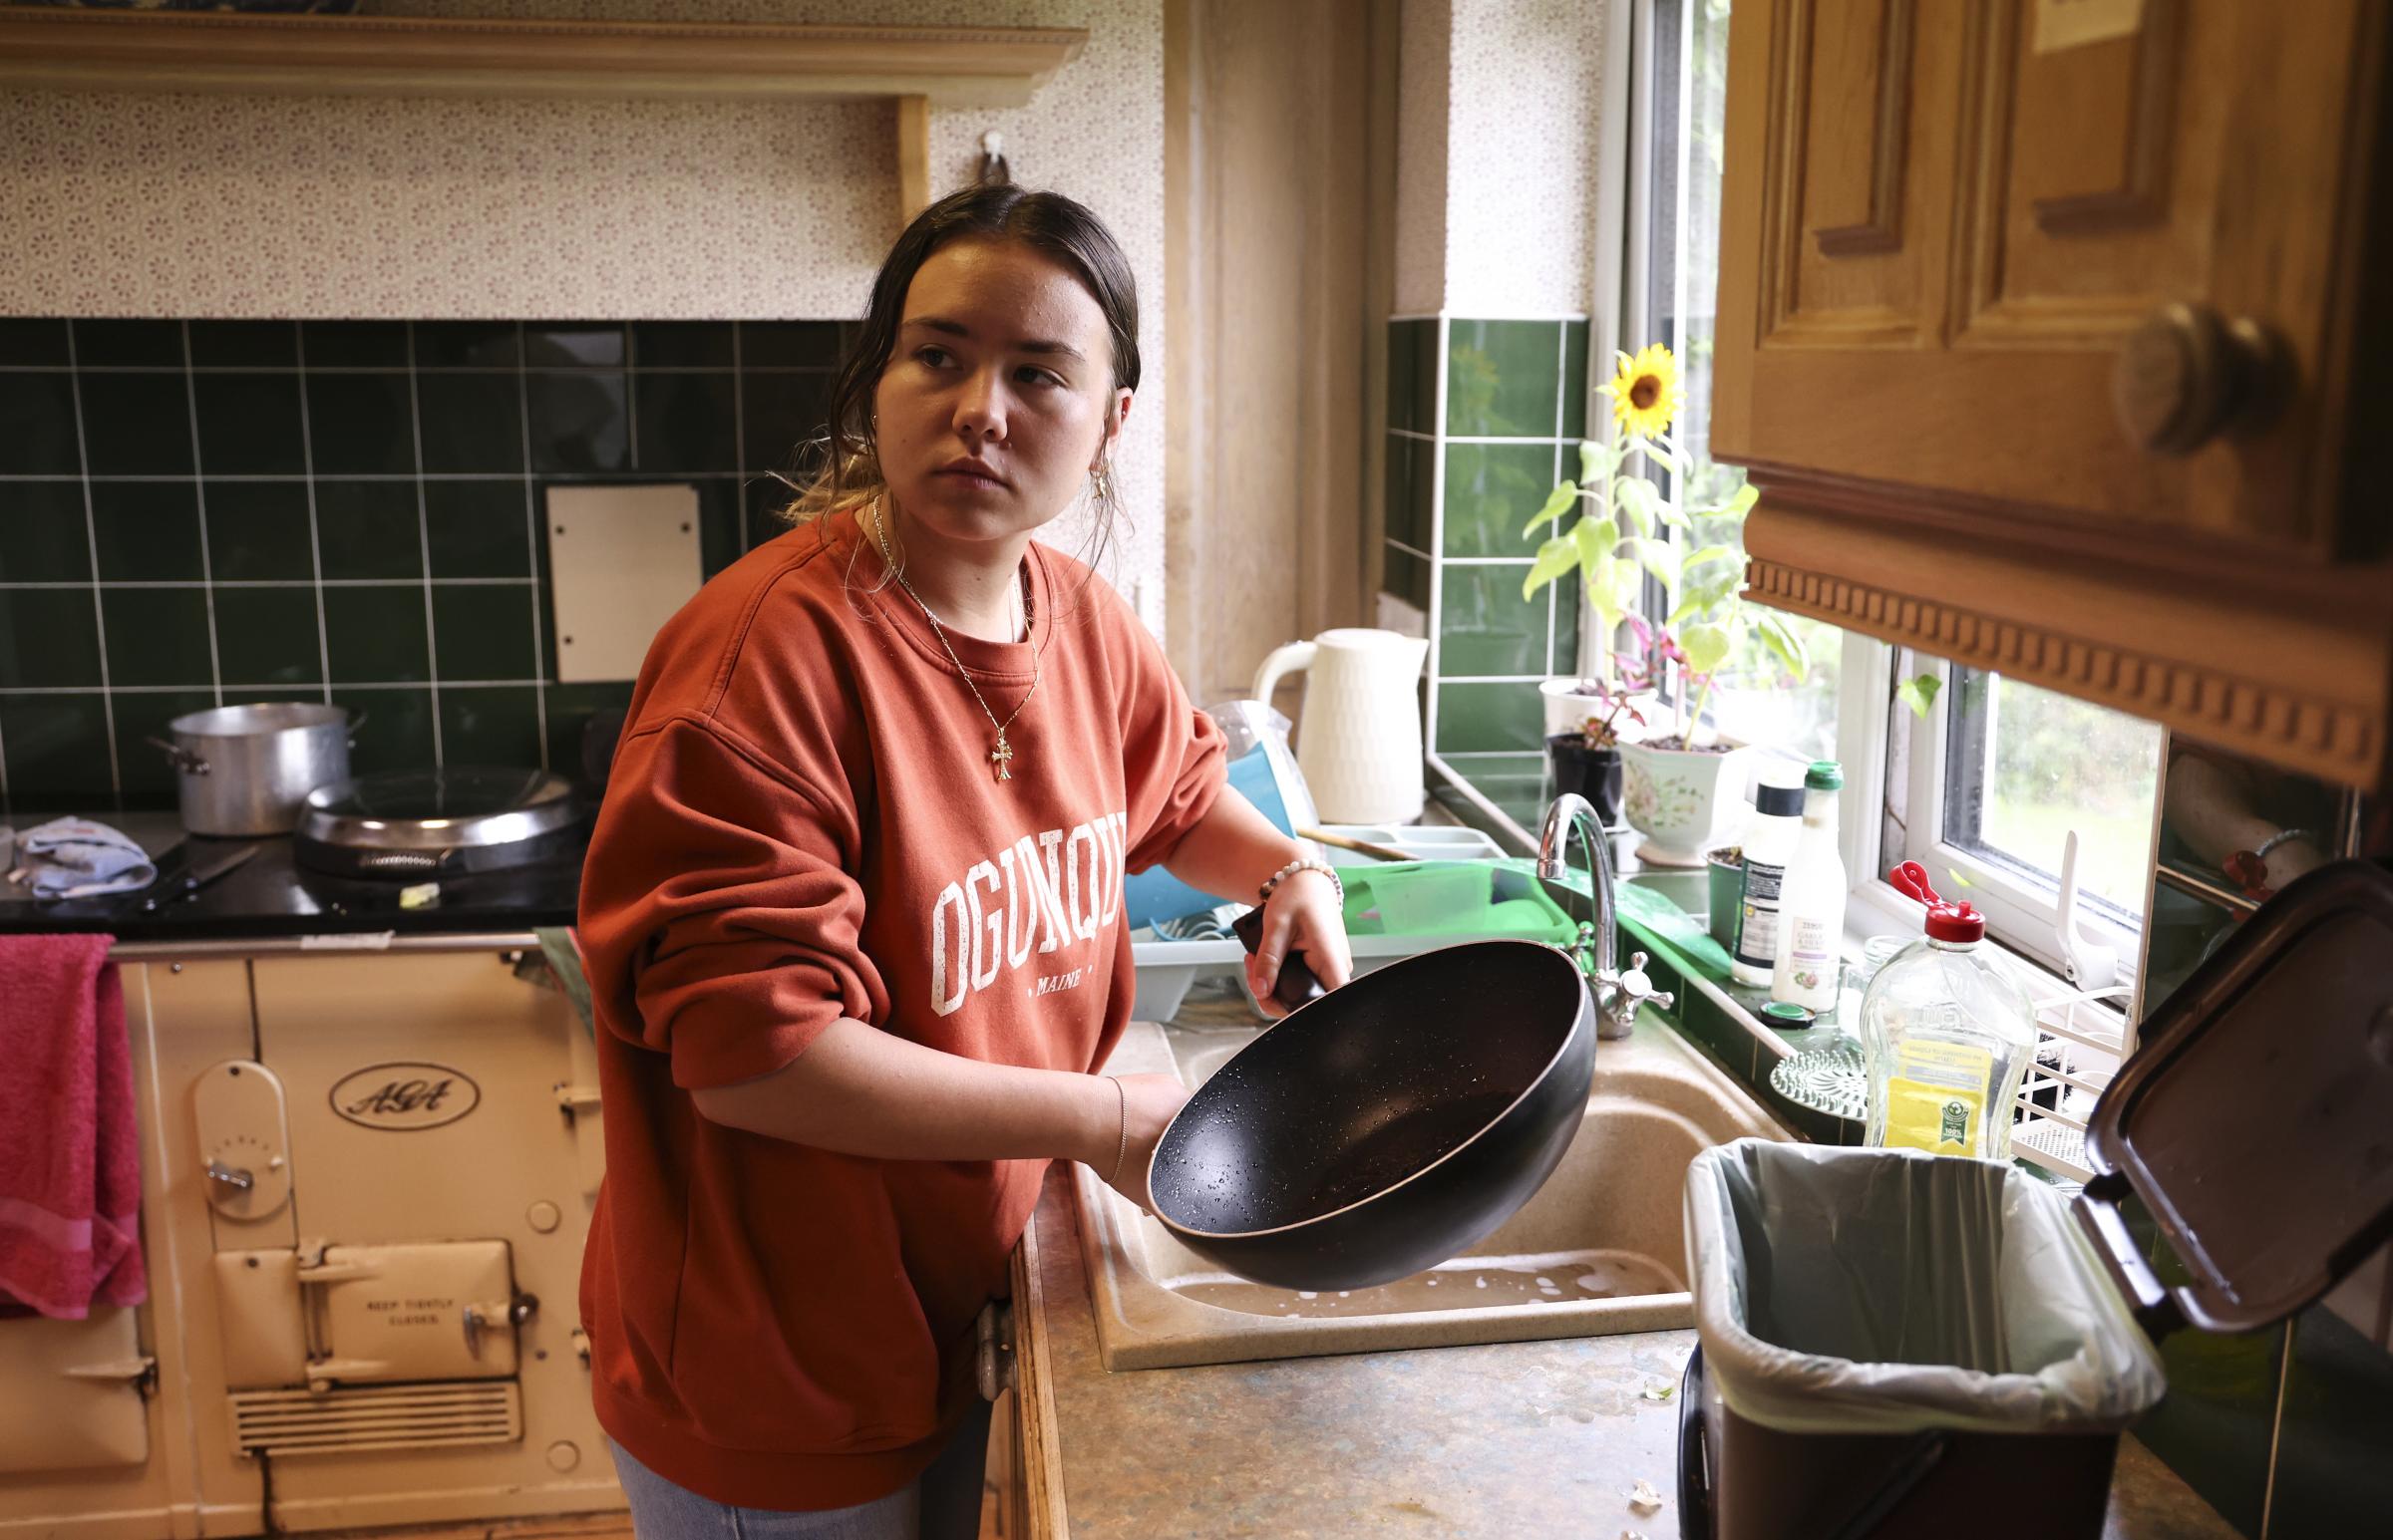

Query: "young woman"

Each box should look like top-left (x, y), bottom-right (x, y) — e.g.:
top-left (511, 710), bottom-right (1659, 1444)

top-left (575, 184), bottom-right (1353, 1539)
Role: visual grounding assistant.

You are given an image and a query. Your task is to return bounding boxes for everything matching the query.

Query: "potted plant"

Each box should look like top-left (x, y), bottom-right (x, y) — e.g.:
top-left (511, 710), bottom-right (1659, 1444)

top-left (1612, 619), bottom-right (1756, 865)
top-left (1543, 678), bottom-right (1645, 824)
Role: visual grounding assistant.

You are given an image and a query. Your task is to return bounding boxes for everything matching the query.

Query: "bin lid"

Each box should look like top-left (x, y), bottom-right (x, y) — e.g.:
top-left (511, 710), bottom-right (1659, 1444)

top-left (2079, 858), bottom-right (2393, 1337)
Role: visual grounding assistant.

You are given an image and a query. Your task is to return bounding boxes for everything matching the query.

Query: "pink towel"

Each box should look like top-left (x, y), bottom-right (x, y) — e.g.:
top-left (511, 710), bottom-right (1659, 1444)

top-left (0, 934), bottom-right (146, 1319)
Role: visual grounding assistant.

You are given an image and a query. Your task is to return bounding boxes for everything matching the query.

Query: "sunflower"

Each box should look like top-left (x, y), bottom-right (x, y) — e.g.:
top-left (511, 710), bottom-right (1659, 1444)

top-left (1602, 343), bottom-right (1682, 441)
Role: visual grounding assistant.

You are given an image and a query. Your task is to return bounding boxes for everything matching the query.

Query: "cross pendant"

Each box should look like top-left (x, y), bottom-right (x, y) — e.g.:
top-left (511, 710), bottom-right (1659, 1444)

top-left (990, 732), bottom-right (1015, 782)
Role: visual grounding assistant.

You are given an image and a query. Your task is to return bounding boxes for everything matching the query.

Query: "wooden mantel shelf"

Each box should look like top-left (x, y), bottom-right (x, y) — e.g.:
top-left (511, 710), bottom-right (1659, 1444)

top-left (0, 5), bottom-right (1089, 220)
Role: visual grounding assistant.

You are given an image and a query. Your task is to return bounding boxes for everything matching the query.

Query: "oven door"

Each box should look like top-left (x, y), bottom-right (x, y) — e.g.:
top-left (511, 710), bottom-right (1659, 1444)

top-left (0, 1308), bottom-right (152, 1471)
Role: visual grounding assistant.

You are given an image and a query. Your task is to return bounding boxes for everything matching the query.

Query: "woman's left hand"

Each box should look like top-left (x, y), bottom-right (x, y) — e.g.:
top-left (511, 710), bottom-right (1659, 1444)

top-left (1244, 868), bottom-right (1354, 1017)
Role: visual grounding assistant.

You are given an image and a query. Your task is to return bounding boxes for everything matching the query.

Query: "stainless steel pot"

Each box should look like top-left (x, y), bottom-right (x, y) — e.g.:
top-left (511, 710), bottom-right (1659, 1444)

top-left (147, 703), bottom-right (365, 836)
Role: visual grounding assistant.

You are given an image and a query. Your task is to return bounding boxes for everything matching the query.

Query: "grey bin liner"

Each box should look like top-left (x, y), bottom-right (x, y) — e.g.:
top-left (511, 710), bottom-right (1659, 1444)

top-left (1684, 1139), bottom-right (2167, 1436)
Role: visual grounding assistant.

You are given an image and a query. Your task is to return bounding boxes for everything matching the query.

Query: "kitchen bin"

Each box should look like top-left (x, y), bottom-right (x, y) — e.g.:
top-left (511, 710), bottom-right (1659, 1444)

top-left (1677, 857), bottom-right (2393, 1540)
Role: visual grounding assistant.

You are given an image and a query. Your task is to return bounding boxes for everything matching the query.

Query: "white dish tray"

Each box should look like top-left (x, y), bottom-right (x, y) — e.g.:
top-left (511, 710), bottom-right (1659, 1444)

top-left (1127, 822), bottom-right (1512, 1021)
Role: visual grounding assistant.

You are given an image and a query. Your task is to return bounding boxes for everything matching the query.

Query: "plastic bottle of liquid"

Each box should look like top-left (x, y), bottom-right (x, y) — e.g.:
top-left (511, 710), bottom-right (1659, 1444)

top-left (1770, 762), bottom-right (1847, 1013)
top-left (1858, 873), bottom-right (2039, 1158)
top-left (1730, 776), bottom-right (1806, 987)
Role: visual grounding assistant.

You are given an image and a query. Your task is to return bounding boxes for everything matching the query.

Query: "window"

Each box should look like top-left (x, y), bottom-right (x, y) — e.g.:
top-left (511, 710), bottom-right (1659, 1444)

top-left (1887, 655), bottom-right (2164, 983)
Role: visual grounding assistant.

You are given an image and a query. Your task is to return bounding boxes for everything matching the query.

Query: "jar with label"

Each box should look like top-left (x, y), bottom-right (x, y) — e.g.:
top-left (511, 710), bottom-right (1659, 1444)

top-left (1730, 777), bottom-right (1806, 987)
top-left (1858, 886), bottom-right (2039, 1159)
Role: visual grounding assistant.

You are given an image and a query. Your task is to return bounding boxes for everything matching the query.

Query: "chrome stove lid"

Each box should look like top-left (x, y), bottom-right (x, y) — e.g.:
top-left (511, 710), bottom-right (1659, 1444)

top-left (294, 767), bottom-right (580, 877)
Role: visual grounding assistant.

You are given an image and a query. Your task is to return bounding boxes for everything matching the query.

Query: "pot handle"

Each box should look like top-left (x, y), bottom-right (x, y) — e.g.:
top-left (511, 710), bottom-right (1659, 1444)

top-left (1249, 640), bottom-right (1317, 706)
top-left (146, 736), bottom-right (210, 776)
top-left (343, 708), bottom-right (370, 748)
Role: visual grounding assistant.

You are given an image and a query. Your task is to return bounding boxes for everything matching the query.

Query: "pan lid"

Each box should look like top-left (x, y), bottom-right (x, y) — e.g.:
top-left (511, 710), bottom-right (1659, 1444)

top-left (298, 766), bottom-right (576, 853)
top-left (2076, 858), bottom-right (2393, 1337)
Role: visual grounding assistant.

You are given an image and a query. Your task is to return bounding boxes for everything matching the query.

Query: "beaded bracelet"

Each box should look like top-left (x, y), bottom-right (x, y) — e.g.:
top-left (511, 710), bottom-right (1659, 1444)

top-left (1259, 856), bottom-right (1343, 909)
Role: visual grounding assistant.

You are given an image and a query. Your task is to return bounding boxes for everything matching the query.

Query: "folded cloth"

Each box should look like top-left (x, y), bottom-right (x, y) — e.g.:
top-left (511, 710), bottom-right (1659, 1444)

top-left (532, 925), bottom-right (594, 1037)
top-left (16, 818), bottom-right (158, 900)
top-left (0, 933), bottom-right (146, 1319)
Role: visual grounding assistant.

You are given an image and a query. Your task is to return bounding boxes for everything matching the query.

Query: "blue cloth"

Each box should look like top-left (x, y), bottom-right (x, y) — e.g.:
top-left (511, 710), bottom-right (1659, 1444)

top-left (1121, 746), bottom-right (1293, 930)
top-left (15, 818), bottom-right (158, 901)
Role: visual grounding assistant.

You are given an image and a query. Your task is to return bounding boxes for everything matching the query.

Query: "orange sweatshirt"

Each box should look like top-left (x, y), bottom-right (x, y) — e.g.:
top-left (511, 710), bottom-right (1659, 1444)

top-left (575, 509), bottom-right (1223, 1509)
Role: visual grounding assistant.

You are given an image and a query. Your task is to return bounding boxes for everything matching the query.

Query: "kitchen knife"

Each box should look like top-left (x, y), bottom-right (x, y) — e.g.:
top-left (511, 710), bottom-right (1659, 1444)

top-left (141, 843), bottom-right (257, 913)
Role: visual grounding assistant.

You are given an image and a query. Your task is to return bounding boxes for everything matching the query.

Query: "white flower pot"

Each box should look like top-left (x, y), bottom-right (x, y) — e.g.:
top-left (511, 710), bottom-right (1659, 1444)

top-left (1538, 678), bottom-right (1663, 743)
top-left (1619, 737), bottom-right (1752, 867)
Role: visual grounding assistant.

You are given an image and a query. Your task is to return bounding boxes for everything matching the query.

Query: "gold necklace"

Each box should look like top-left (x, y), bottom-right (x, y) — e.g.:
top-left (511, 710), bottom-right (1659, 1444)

top-left (868, 509), bottom-right (1043, 783)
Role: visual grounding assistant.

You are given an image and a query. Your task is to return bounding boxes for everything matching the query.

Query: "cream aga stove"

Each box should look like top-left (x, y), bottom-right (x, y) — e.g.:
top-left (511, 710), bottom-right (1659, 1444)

top-left (0, 934), bottom-right (621, 1538)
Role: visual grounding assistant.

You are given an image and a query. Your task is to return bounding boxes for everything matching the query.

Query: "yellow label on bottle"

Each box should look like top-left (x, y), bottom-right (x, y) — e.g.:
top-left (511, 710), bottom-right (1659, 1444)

top-left (1883, 1040), bottom-right (1994, 1155)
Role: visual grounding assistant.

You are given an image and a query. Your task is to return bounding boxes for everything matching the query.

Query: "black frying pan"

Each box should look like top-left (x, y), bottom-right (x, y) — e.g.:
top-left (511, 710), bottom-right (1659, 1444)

top-left (1149, 938), bottom-right (1594, 1292)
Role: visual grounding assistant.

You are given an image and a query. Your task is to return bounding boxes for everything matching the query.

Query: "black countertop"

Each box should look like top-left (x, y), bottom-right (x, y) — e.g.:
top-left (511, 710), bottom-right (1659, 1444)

top-left (0, 810), bottom-right (586, 943)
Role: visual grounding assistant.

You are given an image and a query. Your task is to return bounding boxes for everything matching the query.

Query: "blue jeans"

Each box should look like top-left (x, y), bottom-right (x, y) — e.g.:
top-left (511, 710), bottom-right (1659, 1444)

top-left (606, 1399), bottom-right (993, 1540)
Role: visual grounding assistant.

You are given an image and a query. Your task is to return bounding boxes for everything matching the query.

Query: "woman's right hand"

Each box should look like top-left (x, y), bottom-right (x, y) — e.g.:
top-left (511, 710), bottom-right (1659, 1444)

top-left (1096, 1073), bottom-right (1190, 1213)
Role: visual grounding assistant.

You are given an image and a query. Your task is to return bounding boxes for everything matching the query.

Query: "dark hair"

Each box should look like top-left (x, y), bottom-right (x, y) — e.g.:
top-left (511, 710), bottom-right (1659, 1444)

top-left (775, 184), bottom-right (1140, 561)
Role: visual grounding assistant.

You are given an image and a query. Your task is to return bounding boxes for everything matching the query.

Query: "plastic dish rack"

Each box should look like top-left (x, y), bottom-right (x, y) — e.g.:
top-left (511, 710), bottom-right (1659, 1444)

top-left (1128, 822), bottom-right (1520, 1022)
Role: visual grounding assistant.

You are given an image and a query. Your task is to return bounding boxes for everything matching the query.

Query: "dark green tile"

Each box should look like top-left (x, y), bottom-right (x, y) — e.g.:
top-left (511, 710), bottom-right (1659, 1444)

top-left (188, 320), bottom-right (297, 368)
top-left (73, 319), bottom-right (183, 369)
top-left (1386, 319), bottom-right (1421, 434)
top-left (414, 321), bottom-right (519, 370)
top-left (305, 374), bottom-right (416, 475)
top-left (633, 321), bottom-right (735, 369)
top-left (78, 373), bottom-right (193, 476)
top-left (1550, 574), bottom-right (1582, 676)
top-left (415, 371), bottom-right (524, 474)
top-left (0, 319), bottom-right (70, 366)
top-left (336, 686), bottom-right (436, 774)
top-left (433, 584), bottom-right (536, 682)
top-left (0, 481), bottom-right (93, 582)
top-left (741, 321), bottom-right (844, 369)
top-left (741, 369), bottom-right (833, 473)
top-left (0, 589), bottom-right (104, 688)
top-left (0, 693), bottom-right (114, 809)
top-left (1438, 563), bottom-right (1547, 678)
top-left (635, 372), bottom-right (739, 471)
top-left (2268, 1307), bottom-right (2393, 1536)
top-left (1445, 441), bottom-right (1563, 559)
top-left (91, 481), bottom-right (204, 581)
top-left (324, 584), bottom-right (431, 684)
top-left (204, 481), bottom-right (316, 581)
top-left (301, 321), bottom-right (409, 369)
top-left (438, 684), bottom-right (542, 767)
top-left (1561, 322), bottom-right (1590, 440)
top-left (695, 477), bottom-right (743, 579)
top-left (2135, 1317), bottom-right (2284, 1537)
top-left (1447, 319), bottom-right (1563, 438)
top-left (524, 323), bottom-right (626, 368)
top-left (745, 477), bottom-right (803, 552)
top-left (0, 374), bottom-right (81, 475)
top-left (113, 688), bottom-right (216, 804)
top-left (1385, 433), bottom-right (1435, 553)
top-left (425, 480), bottom-right (531, 578)
top-left (212, 587), bottom-right (322, 688)
top-left (526, 371), bottom-right (628, 472)
top-left (1434, 679), bottom-right (1542, 754)
top-left (315, 480), bottom-right (423, 580)
top-left (541, 680), bottom-right (636, 783)
top-left (102, 586), bottom-right (211, 687)
top-left (1382, 543), bottom-right (1429, 611)
top-left (193, 371), bottom-right (306, 476)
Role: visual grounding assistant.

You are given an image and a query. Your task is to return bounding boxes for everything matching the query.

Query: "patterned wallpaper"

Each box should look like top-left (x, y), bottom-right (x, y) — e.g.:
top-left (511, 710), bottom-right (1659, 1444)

top-left (0, 0), bottom-right (1169, 623)
top-left (1392, 0), bottom-right (1607, 318)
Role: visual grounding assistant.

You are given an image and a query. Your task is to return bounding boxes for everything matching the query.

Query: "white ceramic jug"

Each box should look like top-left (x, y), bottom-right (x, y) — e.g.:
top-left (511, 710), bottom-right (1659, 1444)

top-left (1250, 628), bottom-right (1430, 824)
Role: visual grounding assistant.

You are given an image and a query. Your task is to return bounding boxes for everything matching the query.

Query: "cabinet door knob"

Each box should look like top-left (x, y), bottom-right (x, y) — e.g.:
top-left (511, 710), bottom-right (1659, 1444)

top-left (2111, 303), bottom-right (2287, 455)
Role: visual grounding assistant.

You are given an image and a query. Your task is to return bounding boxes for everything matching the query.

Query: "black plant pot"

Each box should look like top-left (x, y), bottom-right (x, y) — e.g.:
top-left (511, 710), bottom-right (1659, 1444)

top-left (1544, 734), bottom-right (1623, 824)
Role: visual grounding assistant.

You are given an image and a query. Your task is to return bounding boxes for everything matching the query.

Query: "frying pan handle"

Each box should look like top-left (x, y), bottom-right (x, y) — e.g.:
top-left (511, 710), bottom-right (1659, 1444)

top-left (1678, 1345), bottom-right (1715, 1540)
top-left (1230, 907), bottom-right (1325, 1010)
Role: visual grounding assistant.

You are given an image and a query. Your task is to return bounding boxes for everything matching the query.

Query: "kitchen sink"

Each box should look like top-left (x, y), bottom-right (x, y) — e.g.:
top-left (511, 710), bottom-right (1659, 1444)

top-left (1079, 1008), bottom-right (1791, 1370)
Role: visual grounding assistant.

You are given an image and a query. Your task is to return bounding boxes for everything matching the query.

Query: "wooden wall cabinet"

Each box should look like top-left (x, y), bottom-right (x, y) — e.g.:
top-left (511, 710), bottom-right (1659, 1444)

top-left (1715, 0), bottom-right (2393, 788)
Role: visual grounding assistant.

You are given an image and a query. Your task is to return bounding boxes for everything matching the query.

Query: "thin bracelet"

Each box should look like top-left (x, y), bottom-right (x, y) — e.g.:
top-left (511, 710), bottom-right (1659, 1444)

top-left (2254, 827), bottom-right (2315, 862)
top-left (1107, 1076), bottom-right (1127, 1186)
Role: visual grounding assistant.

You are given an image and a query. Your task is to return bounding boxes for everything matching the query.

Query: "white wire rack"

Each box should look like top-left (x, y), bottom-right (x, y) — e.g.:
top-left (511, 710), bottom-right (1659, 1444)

top-left (2010, 983), bottom-right (2138, 1183)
